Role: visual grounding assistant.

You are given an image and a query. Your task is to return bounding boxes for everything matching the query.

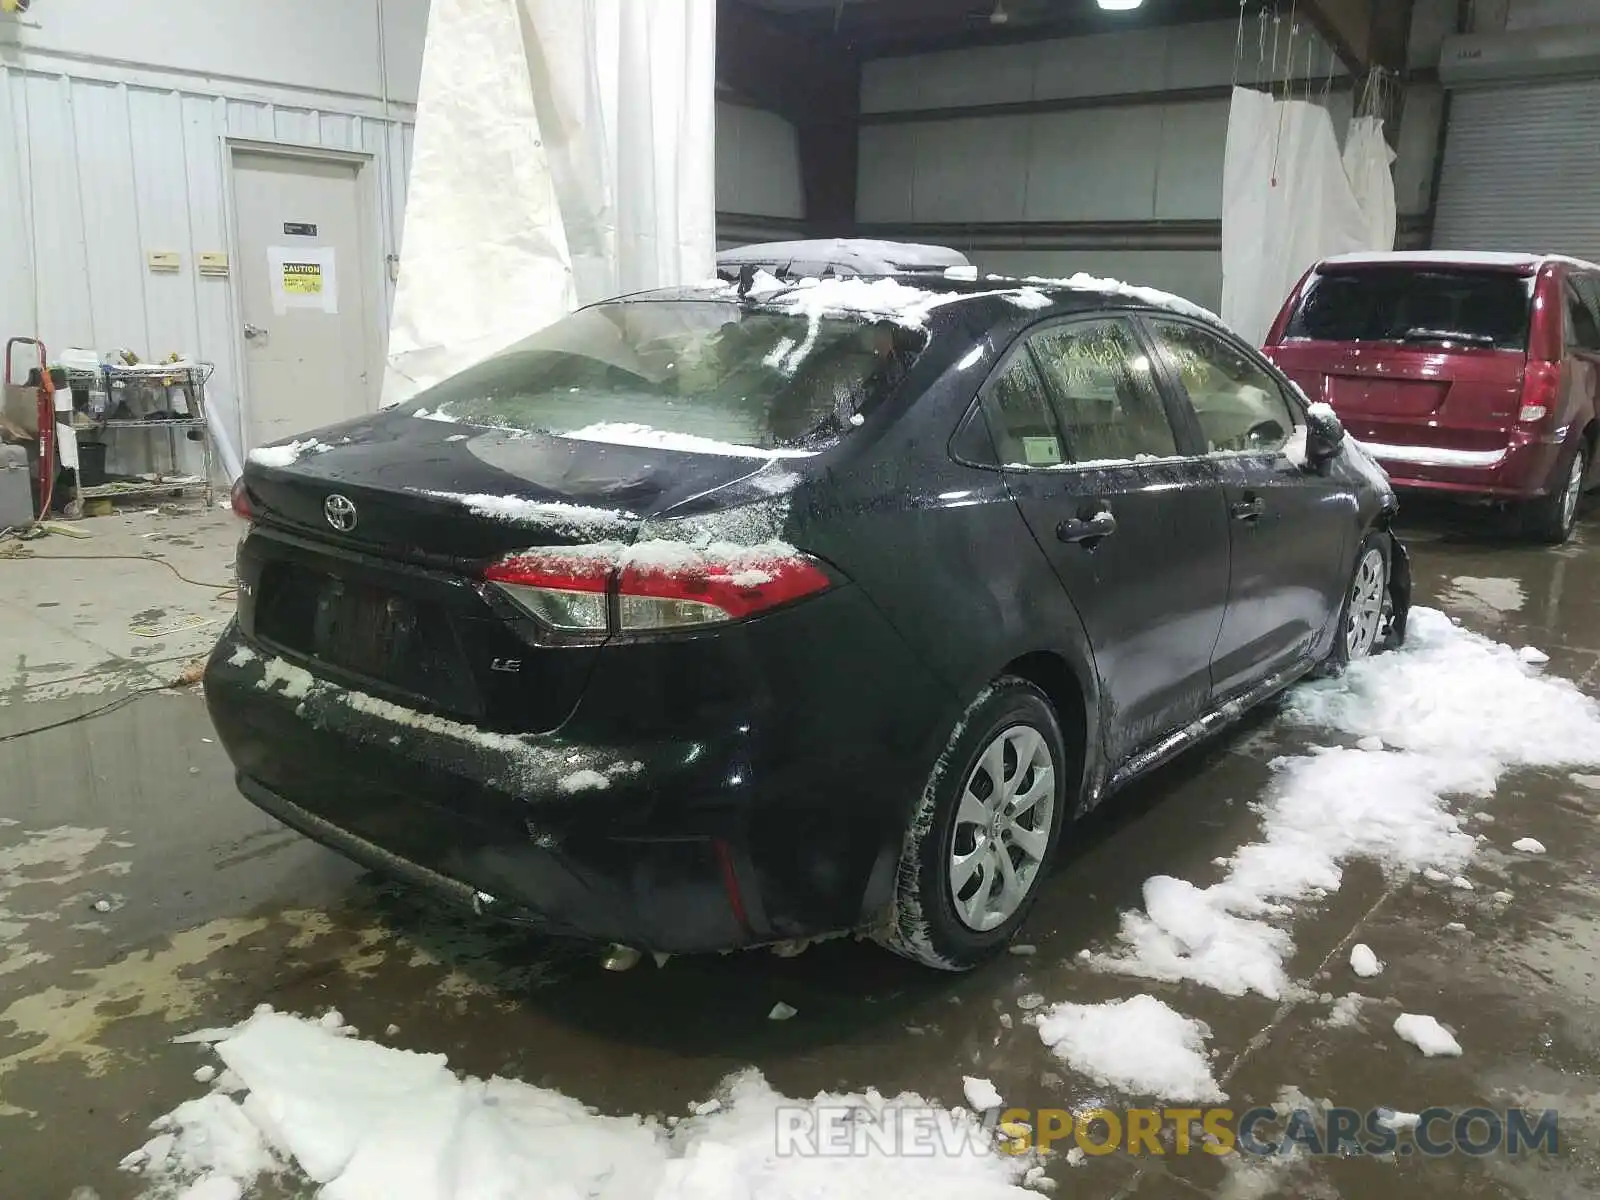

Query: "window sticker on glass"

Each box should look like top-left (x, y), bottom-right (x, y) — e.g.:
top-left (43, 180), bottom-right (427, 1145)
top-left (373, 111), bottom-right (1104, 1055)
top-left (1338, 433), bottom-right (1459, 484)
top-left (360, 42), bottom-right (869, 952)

top-left (1022, 436), bottom-right (1063, 467)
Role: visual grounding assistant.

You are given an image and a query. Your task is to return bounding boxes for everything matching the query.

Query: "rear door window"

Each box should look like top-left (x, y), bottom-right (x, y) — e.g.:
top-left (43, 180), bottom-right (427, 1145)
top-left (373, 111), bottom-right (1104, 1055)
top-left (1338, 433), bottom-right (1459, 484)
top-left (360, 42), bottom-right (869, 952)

top-left (981, 354), bottom-right (1067, 468)
top-left (1568, 278), bottom-right (1600, 356)
top-left (1285, 268), bottom-right (1532, 350)
top-left (1027, 319), bottom-right (1179, 463)
top-left (1569, 279), bottom-right (1600, 353)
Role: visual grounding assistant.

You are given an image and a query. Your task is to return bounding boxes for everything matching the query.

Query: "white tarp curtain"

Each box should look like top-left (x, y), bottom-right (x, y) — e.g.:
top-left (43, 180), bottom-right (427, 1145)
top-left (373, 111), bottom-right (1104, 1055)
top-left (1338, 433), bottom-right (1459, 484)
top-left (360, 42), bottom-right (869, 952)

top-left (1221, 87), bottom-right (1396, 347)
top-left (383, 0), bottom-right (717, 405)
top-left (1343, 114), bottom-right (1397, 254)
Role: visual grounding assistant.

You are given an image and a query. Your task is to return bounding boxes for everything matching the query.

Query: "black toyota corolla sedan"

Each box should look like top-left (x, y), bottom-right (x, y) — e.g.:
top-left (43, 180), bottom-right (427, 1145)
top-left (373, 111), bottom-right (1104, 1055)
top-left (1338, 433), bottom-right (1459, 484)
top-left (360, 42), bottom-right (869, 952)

top-left (206, 269), bottom-right (1410, 971)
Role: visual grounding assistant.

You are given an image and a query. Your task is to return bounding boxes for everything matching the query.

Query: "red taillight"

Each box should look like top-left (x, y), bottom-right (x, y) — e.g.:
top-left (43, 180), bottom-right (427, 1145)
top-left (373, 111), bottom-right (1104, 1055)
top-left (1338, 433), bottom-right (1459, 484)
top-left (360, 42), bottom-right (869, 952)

top-left (1520, 361), bottom-right (1561, 425)
top-left (483, 546), bottom-right (835, 633)
top-left (617, 556), bottom-right (833, 629)
top-left (484, 552), bottom-right (612, 631)
top-left (230, 478), bottom-right (253, 520)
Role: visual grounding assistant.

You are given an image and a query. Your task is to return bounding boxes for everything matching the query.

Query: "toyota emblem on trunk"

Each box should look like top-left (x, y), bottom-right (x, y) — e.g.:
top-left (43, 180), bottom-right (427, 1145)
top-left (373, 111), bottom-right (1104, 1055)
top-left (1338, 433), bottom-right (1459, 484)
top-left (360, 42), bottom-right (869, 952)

top-left (324, 494), bottom-right (358, 532)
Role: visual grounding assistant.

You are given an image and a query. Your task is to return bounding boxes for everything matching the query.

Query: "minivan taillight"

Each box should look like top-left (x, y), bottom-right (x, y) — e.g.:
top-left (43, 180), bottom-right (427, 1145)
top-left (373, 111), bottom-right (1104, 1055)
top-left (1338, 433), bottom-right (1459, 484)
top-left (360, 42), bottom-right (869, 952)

top-left (230, 478), bottom-right (253, 520)
top-left (1519, 361), bottom-right (1561, 425)
top-left (483, 548), bottom-right (835, 633)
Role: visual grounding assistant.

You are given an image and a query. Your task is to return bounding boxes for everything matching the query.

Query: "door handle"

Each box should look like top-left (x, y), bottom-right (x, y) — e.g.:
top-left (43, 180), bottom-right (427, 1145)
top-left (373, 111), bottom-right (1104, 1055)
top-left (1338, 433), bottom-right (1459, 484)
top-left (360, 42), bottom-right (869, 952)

top-left (243, 323), bottom-right (267, 340)
top-left (1057, 509), bottom-right (1118, 545)
top-left (1231, 496), bottom-right (1266, 522)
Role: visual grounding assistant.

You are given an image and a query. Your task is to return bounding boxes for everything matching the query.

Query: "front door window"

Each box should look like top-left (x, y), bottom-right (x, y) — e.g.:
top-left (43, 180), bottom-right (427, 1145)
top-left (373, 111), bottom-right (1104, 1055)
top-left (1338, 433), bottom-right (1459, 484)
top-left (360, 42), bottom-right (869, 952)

top-left (1146, 319), bottom-right (1298, 455)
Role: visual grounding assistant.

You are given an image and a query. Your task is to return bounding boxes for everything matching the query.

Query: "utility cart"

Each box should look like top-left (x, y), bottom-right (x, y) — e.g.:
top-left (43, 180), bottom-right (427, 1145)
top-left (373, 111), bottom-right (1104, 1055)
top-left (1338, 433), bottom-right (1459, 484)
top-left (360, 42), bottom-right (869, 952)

top-left (1, 336), bottom-right (61, 523)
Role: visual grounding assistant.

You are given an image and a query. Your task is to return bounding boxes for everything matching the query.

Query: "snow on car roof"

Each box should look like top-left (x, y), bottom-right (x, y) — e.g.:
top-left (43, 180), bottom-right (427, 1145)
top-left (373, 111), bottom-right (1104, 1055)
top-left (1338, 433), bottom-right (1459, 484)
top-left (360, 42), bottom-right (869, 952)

top-left (1320, 250), bottom-right (1600, 272)
top-left (717, 238), bottom-right (971, 273)
top-left (1007, 272), bottom-right (1221, 326)
top-left (739, 270), bottom-right (1222, 330)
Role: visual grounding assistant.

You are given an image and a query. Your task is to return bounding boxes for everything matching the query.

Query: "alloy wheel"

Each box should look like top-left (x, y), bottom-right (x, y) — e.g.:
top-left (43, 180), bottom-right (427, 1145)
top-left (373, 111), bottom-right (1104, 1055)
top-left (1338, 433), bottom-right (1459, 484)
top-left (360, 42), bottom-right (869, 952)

top-left (1345, 546), bottom-right (1387, 661)
top-left (948, 725), bottom-right (1056, 932)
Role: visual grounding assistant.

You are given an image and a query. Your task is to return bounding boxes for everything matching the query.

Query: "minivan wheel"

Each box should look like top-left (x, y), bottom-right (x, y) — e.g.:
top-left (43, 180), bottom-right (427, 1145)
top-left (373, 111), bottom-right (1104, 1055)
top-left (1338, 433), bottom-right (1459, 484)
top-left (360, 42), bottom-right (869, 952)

top-left (1326, 532), bottom-right (1390, 673)
top-left (876, 677), bottom-right (1068, 971)
top-left (1525, 443), bottom-right (1588, 544)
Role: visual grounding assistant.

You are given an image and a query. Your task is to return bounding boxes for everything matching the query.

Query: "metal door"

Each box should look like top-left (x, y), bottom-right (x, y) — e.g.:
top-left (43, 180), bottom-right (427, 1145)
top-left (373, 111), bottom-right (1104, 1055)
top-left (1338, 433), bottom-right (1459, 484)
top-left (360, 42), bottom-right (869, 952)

top-left (1435, 81), bottom-right (1600, 264)
top-left (233, 149), bottom-right (377, 450)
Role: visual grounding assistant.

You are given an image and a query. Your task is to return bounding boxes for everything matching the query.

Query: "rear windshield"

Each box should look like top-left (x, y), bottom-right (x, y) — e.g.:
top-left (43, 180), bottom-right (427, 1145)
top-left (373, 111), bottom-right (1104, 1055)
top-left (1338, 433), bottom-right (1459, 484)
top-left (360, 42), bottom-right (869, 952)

top-left (1285, 268), bottom-right (1532, 350)
top-left (406, 299), bottom-right (928, 451)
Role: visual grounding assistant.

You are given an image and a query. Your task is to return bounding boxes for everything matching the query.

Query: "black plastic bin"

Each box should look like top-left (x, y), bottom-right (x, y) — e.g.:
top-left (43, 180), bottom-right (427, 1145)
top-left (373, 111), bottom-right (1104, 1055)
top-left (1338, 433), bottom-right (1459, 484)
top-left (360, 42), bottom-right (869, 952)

top-left (77, 441), bottom-right (107, 488)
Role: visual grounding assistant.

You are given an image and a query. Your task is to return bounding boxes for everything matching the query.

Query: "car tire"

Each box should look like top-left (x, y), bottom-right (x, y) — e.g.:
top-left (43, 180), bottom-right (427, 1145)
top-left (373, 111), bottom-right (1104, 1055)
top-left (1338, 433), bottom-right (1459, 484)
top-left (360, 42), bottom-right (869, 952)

top-left (1325, 531), bottom-right (1391, 673)
top-left (1524, 440), bottom-right (1588, 544)
top-left (876, 677), bottom-right (1069, 971)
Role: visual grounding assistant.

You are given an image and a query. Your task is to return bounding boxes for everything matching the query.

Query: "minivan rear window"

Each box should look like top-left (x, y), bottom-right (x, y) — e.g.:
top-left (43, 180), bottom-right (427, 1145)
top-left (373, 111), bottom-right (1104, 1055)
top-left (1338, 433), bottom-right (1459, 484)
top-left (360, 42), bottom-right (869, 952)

top-left (1284, 268), bottom-right (1532, 350)
top-left (406, 299), bottom-right (929, 452)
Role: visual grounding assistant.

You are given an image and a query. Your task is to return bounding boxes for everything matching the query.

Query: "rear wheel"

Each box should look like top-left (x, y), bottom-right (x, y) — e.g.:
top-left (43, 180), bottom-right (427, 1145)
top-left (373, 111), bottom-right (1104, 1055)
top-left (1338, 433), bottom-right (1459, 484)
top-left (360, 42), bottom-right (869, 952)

top-left (1524, 442), bottom-right (1588, 544)
top-left (877, 678), bottom-right (1068, 971)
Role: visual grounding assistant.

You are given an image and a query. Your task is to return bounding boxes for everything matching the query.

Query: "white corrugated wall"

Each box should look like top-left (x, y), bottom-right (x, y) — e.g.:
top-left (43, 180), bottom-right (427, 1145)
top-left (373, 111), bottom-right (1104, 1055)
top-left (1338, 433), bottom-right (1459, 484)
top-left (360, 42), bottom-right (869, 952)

top-left (0, 64), bottom-right (413, 471)
top-left (0, 74), bottom-right (804, 470)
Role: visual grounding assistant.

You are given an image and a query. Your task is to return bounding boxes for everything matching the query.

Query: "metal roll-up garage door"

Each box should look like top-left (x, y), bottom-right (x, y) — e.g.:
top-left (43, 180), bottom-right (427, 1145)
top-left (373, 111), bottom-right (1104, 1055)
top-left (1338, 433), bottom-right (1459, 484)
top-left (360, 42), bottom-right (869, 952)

top-left (1434, 80), bottom-right (1600, 263)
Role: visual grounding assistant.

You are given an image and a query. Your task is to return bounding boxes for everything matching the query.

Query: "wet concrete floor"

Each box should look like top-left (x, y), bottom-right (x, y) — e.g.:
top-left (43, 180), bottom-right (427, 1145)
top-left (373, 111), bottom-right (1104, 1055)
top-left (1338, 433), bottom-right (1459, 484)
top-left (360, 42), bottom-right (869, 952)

top-left (3, 501), bottom-right (1600, 1198)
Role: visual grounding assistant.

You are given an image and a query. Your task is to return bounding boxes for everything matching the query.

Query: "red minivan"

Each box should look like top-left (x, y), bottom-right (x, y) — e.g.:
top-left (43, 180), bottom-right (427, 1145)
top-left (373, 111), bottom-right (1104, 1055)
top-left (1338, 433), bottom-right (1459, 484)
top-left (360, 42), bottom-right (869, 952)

top-left (1264, 251), bottom-right (1600, 542)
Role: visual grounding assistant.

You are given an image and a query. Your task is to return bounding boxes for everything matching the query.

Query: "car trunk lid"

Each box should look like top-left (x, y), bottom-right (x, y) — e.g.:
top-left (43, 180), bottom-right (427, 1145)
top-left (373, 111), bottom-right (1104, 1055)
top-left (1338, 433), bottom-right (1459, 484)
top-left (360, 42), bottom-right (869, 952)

top-left (243, 409), bottom-right (783, 561)
top-left (238, 410), bottom-right (800, 732)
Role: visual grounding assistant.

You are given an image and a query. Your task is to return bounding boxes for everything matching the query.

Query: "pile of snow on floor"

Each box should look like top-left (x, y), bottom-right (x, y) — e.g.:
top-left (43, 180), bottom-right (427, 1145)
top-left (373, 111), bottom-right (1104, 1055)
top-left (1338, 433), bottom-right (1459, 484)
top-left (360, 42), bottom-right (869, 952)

top-left (1089, 607), bottom-right (1600, 1000)
top-left (123, 1009), bottom-right (1040, 1200)
top-left (1393, 1013), bottom-right (1463, 1058)
top-left (1349, 944), bottom-right (1383, 979)
top-left (1033, 994), bottom-right (1224, 1103)
top-left (1323, 993), bottom-right (1367, 1029)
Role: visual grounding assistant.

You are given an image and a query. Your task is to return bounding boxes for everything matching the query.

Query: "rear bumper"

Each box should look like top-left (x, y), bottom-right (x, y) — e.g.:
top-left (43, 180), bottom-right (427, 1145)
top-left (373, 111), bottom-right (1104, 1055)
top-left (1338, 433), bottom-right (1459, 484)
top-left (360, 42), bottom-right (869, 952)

top-left (235, 770), bottom-right (749, 951)
top-left (204, 596), bottom-right (948, 954)
top-left (208, 647), bottom-right (750, 952)
top-left (1361, 433), bottom-right (1564, 500)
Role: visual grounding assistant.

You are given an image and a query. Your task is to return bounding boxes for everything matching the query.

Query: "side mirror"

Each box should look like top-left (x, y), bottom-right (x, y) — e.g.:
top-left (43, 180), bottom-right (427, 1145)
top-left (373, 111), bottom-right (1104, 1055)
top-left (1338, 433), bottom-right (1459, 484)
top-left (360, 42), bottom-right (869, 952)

top-left (1305, 406), bottom-right (1346, 466)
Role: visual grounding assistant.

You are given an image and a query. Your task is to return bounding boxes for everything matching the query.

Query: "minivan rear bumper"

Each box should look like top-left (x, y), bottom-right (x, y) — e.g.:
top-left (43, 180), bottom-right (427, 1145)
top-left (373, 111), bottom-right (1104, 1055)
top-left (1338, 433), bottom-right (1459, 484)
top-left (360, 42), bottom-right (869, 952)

top-left (1358, 432), bottom-right (1564, 500)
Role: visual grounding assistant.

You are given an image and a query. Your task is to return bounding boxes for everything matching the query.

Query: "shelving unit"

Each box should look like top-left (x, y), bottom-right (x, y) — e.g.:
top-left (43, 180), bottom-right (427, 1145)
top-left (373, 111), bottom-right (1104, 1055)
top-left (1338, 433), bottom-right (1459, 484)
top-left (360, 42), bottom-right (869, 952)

top-left (67, 363), bottom-right (215, 508)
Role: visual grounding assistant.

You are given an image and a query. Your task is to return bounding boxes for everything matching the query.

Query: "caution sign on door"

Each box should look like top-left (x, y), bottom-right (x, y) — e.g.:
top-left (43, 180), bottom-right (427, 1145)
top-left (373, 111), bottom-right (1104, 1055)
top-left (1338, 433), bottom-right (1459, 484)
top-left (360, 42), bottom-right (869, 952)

top-left (266, 246), bottom-right (339, 315)
top-left (282, 262), bottom-right (323, 295)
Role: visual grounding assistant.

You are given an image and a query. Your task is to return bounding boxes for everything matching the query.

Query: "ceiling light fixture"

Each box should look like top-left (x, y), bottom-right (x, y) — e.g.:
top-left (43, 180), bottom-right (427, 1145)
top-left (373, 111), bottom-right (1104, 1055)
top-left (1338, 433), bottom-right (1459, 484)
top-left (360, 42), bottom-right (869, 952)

top-left (989, 0), bottom-right (1010, 25)
top-left (1097, 0), bottom-right (1145, 10)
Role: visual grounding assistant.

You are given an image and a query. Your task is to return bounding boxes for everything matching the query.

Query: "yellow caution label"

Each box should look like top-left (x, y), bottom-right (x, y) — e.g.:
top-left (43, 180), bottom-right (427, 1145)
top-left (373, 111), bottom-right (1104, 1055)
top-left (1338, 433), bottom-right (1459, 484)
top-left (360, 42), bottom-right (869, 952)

top-left (282, 263), bottom-right (323, 295)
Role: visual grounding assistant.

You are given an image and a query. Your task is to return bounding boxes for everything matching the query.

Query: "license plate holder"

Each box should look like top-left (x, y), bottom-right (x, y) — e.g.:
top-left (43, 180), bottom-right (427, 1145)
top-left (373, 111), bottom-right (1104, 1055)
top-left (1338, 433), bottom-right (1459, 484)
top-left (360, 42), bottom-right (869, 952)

top-left (311, 579), bottom-right (418, 678)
